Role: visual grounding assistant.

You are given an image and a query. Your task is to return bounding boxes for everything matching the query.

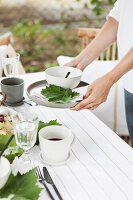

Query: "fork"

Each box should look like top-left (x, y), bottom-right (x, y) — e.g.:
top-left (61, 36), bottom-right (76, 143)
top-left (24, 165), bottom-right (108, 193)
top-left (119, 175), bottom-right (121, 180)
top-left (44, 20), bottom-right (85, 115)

top-left (36, 167), bottom-right (55, 200)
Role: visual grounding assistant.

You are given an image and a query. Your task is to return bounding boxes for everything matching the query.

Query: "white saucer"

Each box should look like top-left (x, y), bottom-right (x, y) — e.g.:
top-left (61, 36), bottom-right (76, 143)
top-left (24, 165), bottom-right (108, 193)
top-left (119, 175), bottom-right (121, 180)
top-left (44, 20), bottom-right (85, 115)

top-left (40, 153), bottom-right (71, 166)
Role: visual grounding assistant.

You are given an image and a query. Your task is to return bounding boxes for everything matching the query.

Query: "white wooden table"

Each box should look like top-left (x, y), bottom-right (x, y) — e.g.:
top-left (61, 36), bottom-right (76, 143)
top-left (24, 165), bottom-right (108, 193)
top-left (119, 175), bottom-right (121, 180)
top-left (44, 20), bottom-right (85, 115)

top-left (8, 72), bottom-right (133, 200)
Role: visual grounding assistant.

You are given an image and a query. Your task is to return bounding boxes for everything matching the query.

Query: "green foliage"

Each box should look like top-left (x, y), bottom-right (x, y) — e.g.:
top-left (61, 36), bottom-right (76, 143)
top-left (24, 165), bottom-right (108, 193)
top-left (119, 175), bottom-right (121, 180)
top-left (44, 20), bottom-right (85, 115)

top-left (25, 66), bottom-right (39, 73)
top-left (54, 30), bottom-right (66, 46)
top-left (11, 20), bottom-right (42, 40)
top-left (11, 19), bottom-right (81, 73)
top-left (0, 168), bottom-right (42, 200)
top-left (41, 85), bottom-right (80, 103)
top-left (11, 20), bottom-right (46, 61)
top-left (38, 120), bottom-right (62, 133)
top-left (0, 133), bottom-right (23, 162)
top-left (91, 0), bottom-right (105, 16)
top-left (45, 63), bottom-right (57, 69)
top-left (89, 0), bottom-right (116, 16)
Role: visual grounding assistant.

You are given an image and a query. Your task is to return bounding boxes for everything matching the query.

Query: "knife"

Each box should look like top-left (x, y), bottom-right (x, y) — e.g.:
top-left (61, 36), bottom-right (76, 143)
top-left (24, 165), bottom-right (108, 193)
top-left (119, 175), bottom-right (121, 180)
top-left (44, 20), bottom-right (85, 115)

top-left (38, 179), bottom-right (55, 200)
top-left (43, 167), bottom-right (63, 200)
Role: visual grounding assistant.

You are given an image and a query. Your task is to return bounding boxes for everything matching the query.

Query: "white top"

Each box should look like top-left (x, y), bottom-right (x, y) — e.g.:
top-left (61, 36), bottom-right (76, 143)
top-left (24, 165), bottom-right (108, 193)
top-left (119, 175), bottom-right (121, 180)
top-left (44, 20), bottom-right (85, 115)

top-left (108, 0), bottom-right (133, 93)
top-left (8, 72), bottom-right (133, 200)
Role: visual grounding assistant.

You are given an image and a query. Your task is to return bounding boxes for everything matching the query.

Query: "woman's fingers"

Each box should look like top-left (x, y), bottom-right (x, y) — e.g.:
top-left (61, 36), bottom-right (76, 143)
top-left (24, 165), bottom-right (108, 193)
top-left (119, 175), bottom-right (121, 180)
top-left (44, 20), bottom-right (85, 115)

top-left (77, 59), bottom-right (88, 70)
top-left (71, 97), bottom-right (93, 111)
top-left (64, 57), bottom-right (88, 71)
top-left (64, 56), bottom-right (82, 68)
top-left (84, 86), bottom-right (92, 99)
top-left (64, 59), bottom-right (77, 68)
top-left (89, 104), bottom-right (99, 110)
top-left (84, 103), bottom-right (99, 110)
top-left (77, 63), bottom-right (86, 71)
top-left (71, 74), bottom-right (113, 111)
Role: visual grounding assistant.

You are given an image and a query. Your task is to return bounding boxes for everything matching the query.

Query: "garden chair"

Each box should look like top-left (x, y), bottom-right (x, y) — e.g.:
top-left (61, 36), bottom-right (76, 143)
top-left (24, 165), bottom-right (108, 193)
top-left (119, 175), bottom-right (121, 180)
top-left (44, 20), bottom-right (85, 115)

top-left (78, 28), bottom-right (130, 144)
top-left (0, 32), bottom-right (25, 76)
top-left (78, 28), bottom-right (117, 60)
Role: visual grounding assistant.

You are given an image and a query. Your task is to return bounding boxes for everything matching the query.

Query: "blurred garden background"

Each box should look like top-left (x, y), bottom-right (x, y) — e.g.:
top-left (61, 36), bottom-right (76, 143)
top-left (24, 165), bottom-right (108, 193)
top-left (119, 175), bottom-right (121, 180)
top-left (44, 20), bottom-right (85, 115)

top-left (0, 0), bottom-right (116, 73)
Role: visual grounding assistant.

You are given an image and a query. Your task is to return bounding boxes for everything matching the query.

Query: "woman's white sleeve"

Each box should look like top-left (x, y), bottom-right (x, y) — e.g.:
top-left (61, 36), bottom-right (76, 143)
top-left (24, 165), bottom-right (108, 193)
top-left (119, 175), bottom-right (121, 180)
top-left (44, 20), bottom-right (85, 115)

top-left (107, 0), bottom-right (120, 22)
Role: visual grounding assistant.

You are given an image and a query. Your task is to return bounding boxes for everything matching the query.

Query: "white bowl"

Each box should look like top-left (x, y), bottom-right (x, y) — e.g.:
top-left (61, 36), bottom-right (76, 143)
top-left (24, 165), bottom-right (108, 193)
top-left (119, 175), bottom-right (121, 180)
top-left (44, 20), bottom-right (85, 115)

top-left (45, 66), bottom-right (82, 89)
top-left (0, 156), bottom-right (11, 189)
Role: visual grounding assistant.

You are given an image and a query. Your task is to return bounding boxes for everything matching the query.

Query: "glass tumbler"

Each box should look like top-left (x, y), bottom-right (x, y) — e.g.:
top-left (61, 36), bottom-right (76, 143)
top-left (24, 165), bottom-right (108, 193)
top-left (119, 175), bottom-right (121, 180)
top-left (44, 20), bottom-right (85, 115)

top-left (2, 53), bottom-right (20, 77)
top-left (14, 112), bottom-right (38, 164)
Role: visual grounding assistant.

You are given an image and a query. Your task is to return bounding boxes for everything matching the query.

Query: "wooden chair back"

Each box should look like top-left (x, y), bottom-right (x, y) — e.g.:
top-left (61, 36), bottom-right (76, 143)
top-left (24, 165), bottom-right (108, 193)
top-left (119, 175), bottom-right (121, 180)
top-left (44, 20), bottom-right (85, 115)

top-left (0, 32), bottom-right (25, 76)
top-left (0, 33), bottom-right (11, 46)
top-left (78, 28), bottom-right (118, 61)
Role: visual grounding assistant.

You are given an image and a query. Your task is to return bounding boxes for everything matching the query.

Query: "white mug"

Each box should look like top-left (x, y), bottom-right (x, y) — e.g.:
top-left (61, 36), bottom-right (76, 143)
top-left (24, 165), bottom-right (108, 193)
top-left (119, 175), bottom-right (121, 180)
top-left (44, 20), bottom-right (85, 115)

top-left (39, 125), bottom-right (75, 163)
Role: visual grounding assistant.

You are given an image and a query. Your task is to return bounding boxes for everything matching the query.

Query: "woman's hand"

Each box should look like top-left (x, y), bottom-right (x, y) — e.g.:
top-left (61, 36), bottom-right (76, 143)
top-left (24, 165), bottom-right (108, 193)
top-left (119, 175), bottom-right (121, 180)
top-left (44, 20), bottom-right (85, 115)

top-left (71, 74), bottom-right (114, 111)
top-left (64, 18), bottom-right (118, 71)
top-left (64, 54), bottom-right (92, 71)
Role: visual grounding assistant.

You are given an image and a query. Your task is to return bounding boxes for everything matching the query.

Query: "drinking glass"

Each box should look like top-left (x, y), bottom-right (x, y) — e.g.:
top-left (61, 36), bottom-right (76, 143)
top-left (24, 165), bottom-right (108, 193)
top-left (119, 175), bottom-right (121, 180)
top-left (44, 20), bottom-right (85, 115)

top-left (13, 112), bottom-right (38, 164)
top-left (2, 53), bottom-right (20, 77)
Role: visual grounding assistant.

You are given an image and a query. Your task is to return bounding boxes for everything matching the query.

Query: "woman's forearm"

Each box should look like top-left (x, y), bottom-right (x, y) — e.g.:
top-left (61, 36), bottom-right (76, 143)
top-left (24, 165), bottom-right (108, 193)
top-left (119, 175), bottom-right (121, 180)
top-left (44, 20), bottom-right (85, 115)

top-left (105, 47), bottom-right (133, 84)
top-left (78, 17), bottom-right (118, 63)
top-left (65, 17), bottom-right (119, 70)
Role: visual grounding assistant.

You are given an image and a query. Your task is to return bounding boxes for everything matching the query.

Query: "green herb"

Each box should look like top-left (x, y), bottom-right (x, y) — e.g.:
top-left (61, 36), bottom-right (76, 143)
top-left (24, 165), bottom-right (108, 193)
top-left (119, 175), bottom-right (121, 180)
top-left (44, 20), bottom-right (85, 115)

top-left (0, 133), bottom-right (23, 162)
top-left (0, 168), bottom-right (42, 200)
top-left (41, 84), bottom-right (80, 103)
top-left (38, 120), bottom-right (62, 132)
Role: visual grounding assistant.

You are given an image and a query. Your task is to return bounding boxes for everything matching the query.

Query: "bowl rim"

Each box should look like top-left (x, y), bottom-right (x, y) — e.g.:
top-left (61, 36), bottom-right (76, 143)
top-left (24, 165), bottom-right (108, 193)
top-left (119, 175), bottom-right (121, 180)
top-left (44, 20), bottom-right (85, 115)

top-left (45, 66), bottom-right (82, 79)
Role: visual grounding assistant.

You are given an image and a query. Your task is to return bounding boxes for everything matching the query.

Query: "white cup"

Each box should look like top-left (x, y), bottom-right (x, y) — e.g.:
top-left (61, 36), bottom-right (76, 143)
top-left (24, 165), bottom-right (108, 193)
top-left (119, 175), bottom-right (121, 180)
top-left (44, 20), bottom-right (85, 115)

top-left (39, 125), bottom-right (75, 163)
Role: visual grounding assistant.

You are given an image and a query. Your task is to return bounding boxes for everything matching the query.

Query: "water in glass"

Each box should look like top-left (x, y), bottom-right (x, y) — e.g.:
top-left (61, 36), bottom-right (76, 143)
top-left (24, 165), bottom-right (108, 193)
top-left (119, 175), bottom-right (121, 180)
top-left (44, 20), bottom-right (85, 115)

top-left (15, 121), bottom-right (37, 151)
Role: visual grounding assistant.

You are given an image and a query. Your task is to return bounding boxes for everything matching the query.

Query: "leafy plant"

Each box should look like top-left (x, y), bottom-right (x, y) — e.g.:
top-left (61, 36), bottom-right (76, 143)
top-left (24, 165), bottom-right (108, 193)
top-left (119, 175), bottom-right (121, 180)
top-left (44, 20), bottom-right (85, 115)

top-left (11, 20), bottom-right (42, 41)
top-left (91, 0), bottom-right (105, 16)
top-left (38, 120), bottom-right (62, 133)
top-left (77, 0), bottom-right (116, 16)
top-left (41, 85), bottom-right (80, 103)
top-left (11, 20), bottom-right (46, 60)
top-left (92, 0), bottom-right (116, 15)
top-left (0, 168), bottom-right (42, 200)
top-left (25, 66), bottom-right (40, 73)
top-left (54, 30), bottom-right (66, 46)
top-left (0, 133), bottom-right (23, 162)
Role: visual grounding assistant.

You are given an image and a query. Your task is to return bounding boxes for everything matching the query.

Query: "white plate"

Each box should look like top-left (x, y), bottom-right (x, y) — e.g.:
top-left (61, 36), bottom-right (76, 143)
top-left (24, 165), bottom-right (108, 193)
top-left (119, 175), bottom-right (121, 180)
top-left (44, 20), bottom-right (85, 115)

top-left (26, 80), bottom-right (87, 109)
top-left (0, 107), bottom-right (23, 121)
top-left (40, 153), bottom-right (71, 166)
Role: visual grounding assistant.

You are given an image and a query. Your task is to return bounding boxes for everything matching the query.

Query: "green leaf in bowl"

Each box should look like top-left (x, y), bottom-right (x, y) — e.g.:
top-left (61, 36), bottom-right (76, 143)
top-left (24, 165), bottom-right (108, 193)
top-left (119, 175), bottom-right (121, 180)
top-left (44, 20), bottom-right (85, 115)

top-left (41, 84), bottom-right (80, 103)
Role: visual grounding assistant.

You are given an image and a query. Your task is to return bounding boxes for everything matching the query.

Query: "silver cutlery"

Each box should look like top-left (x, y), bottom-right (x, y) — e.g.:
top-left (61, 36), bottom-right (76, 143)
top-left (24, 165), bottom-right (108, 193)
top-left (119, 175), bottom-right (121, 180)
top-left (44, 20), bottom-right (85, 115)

top-left (43, 167), bottom-right (63, 200)
top-left (24, 98), bottom-right (37, 106)
top-left (36, 167), bottom-right (55, 200)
